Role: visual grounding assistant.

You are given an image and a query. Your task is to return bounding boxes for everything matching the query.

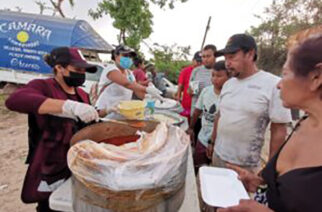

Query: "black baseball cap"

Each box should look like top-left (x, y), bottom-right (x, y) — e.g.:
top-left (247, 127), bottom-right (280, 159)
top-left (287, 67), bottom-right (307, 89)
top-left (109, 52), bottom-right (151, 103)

top-left (46, 47), bottom-right (97, 73)
top-left (193, 51), bottom-right (202, 62)
top-left (216, 34), bottom-right (257, 57)
top-left (114, 45), bottom-right (137, 57)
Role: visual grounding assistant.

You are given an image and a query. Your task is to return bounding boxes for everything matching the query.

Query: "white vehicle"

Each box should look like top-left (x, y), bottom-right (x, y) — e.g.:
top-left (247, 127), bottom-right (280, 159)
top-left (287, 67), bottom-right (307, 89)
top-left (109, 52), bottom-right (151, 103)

top-left (0, 11), bottom-right (112, 91)
top-left (0, 59), bottom-right (108, 94)
top-left (83, 61), bottom-right (107, 93)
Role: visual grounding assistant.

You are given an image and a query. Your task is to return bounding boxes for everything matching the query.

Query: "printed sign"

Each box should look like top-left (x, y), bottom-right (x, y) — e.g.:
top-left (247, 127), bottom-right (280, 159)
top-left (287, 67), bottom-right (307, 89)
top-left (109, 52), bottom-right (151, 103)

top-left (0, 11), bottom-right (112, 74)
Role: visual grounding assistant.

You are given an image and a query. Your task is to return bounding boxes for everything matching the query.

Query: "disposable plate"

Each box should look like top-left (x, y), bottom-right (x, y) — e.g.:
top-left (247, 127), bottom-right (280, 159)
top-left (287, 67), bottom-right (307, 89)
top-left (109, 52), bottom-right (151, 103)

top-left (199, 166), bottom-right (249, 208)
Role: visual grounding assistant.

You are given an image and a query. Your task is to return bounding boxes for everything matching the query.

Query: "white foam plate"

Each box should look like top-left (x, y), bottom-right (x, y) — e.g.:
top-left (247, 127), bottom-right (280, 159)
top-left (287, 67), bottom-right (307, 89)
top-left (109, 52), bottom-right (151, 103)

top-left (154, 98), bottom-right (178, 109)
top-left (199, 166), bottom-right (249, 208)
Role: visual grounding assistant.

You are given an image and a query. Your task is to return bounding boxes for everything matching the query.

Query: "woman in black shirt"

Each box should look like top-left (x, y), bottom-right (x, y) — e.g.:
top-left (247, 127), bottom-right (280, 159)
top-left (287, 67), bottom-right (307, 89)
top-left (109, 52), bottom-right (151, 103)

top-left (218, 26), bottom-right (322, 212)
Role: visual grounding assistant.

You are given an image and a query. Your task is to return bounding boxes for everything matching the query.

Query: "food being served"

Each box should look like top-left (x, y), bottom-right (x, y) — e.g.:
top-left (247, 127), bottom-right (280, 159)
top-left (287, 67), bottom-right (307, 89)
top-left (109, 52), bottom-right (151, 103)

top-left (99, 135), bottom-right (141, 146)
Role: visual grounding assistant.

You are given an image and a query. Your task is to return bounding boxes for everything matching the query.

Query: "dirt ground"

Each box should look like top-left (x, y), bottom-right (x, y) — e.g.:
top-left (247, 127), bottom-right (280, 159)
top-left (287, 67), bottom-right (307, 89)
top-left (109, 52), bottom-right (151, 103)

top-left (0, 88), bottom-right (36, 212)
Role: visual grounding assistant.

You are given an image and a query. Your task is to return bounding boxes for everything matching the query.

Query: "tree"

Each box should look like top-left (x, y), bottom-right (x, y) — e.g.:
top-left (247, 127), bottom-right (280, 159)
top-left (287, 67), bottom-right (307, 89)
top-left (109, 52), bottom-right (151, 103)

top-left (249, 0), bottom-right (322, 75)
top-left (150, 0), bottom-right (188, 9)
top-left (89, 0), bottom-right (187, 50)
top-left (35, 1), bottom-right (55, 15)
top-left (34, 0), bottom-right (74, 17)
top-left (50, 0), bottom-right (74, 17)
top-left (89, 0), bottom-right (153, 50)
top-left (150, 43), bottom-right (191, 82)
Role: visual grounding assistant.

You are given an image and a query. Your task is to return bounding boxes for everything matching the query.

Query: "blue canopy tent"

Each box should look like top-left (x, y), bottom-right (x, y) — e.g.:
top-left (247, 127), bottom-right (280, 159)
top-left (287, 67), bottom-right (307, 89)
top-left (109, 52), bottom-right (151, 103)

top-left (0, 10), bottom-right (113, 74)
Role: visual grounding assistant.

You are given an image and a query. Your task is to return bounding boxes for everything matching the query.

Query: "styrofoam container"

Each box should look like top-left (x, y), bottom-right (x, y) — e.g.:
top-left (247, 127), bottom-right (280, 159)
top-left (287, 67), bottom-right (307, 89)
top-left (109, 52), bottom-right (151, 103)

top-left (199, 166), bottom-right (249, 208)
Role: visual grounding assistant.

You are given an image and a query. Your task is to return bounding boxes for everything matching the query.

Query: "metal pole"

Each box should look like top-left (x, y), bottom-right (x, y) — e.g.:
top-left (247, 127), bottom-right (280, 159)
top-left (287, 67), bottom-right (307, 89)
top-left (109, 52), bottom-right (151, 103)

top-left (201, 16), bottom-right (212, 50)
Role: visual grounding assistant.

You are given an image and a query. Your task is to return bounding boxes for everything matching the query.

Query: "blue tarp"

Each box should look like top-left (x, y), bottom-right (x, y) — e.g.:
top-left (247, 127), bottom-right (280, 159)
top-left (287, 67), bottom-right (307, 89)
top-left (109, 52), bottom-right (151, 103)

top-left (0, 10), bottom-right (113, 74)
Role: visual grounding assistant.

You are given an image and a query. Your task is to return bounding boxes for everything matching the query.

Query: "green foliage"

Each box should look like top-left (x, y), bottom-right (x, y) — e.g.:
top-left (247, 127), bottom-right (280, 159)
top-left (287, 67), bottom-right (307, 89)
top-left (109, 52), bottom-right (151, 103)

top-left (249, 0), bottom-right (322, 75)
top-left (150, 43), bottom-right (191, 83)
top-left (89, 0), bottom-right (187, 50)
top-left (89, 0), bottom-right (153, 50)
top-left (150, 0), bottom-right (188, 9)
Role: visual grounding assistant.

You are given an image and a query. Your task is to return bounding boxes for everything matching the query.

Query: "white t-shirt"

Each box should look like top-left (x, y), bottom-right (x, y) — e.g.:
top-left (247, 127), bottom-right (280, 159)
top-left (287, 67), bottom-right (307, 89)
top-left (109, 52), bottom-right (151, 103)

top-left (95, 64), bottom-right (135, 111)
top-left (189, 65), bottom-right (213, 116)
top-left (195, 85), bottom-right (219, 147)
top-left (214, 71), bottom-right (292, 167)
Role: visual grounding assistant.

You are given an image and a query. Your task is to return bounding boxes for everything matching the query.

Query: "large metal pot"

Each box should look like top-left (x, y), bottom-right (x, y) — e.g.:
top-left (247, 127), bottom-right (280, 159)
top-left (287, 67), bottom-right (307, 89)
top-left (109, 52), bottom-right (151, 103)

top-left (69, 120), bottom-right (187, 212)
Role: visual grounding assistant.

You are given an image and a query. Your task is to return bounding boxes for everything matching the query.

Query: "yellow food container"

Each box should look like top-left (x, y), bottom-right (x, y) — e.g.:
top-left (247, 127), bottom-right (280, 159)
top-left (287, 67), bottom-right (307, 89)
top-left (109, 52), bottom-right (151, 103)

top-left (118, 100), bottom-right (146, 120)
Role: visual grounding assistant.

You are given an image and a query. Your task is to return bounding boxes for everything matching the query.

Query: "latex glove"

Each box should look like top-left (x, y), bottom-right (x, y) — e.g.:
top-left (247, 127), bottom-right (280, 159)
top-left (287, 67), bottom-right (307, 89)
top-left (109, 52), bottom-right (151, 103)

top-left (146, 86), bottom-right (163, 100)
top-left (62, 100), bottom-right (99, 123)
top-left (106, 106), bottom-right (118, 114)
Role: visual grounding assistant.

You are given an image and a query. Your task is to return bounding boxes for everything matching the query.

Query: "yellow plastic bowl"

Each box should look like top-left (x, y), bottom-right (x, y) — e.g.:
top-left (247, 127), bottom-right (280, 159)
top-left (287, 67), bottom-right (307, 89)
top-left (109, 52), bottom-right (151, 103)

top-left (118, 100), bottom-right (146, 120)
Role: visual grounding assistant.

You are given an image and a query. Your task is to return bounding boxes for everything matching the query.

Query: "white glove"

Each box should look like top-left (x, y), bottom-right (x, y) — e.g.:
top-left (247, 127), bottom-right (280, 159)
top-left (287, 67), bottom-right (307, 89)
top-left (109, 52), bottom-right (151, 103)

top-left (62, 100), bottom-right (99, 123)
top-left (98, 106), bottom-right (119, 118)
top-left (146, 85), bottom-right (163, 100)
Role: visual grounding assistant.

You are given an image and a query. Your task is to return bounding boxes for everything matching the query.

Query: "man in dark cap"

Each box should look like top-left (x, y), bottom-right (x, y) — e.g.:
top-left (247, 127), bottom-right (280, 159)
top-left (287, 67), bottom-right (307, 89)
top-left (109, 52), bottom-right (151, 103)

top-left (209, 34), bottom-right (292, 172)
top-left (175, 51), bottom-right (202, 121)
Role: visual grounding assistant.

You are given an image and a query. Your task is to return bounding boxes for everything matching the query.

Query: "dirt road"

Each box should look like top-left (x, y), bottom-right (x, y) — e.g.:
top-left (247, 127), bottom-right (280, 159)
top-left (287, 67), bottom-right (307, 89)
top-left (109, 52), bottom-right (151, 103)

top-left (0, 91), bottom-right (35, 212)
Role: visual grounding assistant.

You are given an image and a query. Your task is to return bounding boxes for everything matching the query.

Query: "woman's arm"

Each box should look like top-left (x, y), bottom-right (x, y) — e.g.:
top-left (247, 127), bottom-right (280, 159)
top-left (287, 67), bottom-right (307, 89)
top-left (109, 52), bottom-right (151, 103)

top-left (107, 70), bottom-right (146, 99)
top-left (38, 98), bottom-right (65, 114)
top-left (5, 79), bottom-right (98, 123)
top-left (6, 80), bottom-right (49, 114)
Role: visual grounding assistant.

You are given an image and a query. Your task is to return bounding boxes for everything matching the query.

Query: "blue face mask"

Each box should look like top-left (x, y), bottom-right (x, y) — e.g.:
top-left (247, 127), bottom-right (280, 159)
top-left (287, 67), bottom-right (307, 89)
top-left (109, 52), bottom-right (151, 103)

top-left (119, 56), bottom-right (133, 69)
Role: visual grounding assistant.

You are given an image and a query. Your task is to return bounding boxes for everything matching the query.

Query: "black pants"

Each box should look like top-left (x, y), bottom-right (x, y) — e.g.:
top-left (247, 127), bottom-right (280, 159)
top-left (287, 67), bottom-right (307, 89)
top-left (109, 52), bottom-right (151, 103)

top-left (194, 118), bottom-right (202, 143)
top-left (36, 200), bottom-right (60, 212)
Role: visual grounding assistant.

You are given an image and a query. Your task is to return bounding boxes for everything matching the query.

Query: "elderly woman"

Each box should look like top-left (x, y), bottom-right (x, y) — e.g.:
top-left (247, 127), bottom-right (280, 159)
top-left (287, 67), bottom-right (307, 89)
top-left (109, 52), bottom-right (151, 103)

top-left (218, 25), bottom-right (322, 212)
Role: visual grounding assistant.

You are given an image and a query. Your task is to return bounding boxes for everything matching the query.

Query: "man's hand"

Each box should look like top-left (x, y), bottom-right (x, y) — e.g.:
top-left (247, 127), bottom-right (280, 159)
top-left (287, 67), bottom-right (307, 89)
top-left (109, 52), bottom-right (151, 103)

top-left (186, 127), bottom-right (195, 146)
top-left (187, 87), bottom-right (193, 96)
top-left (174, 92), bottom-right (181, 101)
top-left (206, 143), bottom-right (214, 159)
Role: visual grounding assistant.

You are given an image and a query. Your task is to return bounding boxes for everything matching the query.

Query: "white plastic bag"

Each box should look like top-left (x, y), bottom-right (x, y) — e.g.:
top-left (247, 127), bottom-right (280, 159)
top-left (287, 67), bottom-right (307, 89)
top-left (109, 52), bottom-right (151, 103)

top-left (67, 122), bottom-right (189, 191)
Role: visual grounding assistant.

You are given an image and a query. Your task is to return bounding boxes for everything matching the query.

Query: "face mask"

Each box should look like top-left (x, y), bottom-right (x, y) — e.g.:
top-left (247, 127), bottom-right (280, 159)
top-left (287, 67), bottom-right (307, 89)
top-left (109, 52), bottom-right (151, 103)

top-left (63, 71), bottom-right (86, 87)
top-left (119, 56), bottom-right (133, 69)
